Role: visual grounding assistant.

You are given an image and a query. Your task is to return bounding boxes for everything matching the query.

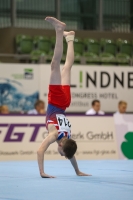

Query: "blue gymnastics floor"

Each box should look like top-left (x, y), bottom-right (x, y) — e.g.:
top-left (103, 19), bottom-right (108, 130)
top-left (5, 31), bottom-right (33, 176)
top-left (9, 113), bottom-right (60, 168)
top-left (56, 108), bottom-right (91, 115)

top-left (0, 160), bottom-right (133, 200)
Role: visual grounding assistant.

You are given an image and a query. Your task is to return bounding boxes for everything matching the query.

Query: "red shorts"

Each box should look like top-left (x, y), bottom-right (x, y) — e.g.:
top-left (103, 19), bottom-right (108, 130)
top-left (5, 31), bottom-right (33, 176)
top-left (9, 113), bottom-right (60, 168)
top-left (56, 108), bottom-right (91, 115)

top-left (48, 85), bottom-right (71, 110)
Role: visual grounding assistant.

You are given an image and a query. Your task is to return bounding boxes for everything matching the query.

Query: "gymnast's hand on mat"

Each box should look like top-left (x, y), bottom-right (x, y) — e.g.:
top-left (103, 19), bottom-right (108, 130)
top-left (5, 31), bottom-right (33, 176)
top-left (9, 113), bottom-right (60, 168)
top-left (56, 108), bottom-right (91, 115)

top-left (41, 172), bottom-right (55, 178)
top-left (76, 171), bottom-right (91, 176)
top-left (69, 156), bottom-right (91, 177)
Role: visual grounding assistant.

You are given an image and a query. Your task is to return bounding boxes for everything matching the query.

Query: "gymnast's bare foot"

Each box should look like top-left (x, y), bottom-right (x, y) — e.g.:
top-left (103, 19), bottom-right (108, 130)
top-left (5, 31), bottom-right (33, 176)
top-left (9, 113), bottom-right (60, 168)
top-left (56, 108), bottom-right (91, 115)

top-left (63, 31), bottom-right (75, 37)
top-left (45, 16), bottom-right (66, 31)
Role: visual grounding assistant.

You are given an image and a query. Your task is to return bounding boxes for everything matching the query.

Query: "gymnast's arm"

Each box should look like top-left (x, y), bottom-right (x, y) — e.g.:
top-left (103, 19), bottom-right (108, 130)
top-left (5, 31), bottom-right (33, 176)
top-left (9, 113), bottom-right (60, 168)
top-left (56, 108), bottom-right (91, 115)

top-left (37, 133), bottom-right (56, 178)
top-left (70, 156), bottom-right (91, 176)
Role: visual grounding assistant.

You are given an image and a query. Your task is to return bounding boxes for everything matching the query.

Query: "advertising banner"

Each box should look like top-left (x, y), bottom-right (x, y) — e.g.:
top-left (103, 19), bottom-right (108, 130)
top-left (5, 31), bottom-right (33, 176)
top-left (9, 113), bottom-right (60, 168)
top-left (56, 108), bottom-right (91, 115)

top-left (0, 63), bottom-right (39, 112)
top-left (0, 115), bottom-right (50, 161)
top-left (114, 114), bottom-right (133, 159)
top-left (69, 116), bottom-right (118, 160)
top-left (0, 64), bottom-right (132, 113)
top-left (0, 115), bottom-right (118, 161)
top-left (39, 65), bottom-right (133, 112)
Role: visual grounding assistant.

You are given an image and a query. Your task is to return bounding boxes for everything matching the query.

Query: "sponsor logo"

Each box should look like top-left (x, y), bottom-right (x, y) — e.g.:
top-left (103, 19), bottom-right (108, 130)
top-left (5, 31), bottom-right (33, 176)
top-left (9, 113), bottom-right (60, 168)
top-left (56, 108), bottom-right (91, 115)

top-left (24, 69), bottom-right (33, 79)
top-left (12, 68), bottom-right (33, 80)
top-left (121, 132), bottom-right (133, 159)
top-left (71, 71), bottom-right (133, 88)
top-left (0, 124), bottom-right (113, 143)
top-left (43, 131), bottom-right (114, 142)
top-left (0, 123), bottom-right (45, 142)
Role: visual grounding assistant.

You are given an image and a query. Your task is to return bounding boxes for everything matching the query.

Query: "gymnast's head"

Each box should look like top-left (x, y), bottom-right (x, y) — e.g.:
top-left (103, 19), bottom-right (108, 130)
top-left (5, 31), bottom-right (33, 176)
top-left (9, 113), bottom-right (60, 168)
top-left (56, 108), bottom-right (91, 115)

top-left (58, 138), bottom-right (77, 159)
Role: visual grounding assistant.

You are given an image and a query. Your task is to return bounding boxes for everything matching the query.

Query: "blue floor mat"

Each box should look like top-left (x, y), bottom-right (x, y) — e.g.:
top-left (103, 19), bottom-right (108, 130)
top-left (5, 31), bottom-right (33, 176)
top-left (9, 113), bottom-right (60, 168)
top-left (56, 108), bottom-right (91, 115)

top-left (0, 160), bottom-right (133, 200)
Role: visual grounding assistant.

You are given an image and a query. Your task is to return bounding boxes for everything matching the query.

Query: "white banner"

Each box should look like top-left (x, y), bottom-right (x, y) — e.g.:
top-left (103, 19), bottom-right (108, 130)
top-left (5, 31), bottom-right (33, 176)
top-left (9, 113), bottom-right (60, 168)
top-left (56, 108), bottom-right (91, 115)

top-left (0, 63), bottom-right (39, 112)
top-left (0, 115), bottom-right (118, 161)
top-left (0, 115), bottom-right (51, 161)
top-left (114, 114), bottom-right (133, 159)
top-left (69, 116), bottom-right (118, 160)
top-left (39, 65), bottom-right (133, 112)
top-left (0, 64), bottom-right (132, 113)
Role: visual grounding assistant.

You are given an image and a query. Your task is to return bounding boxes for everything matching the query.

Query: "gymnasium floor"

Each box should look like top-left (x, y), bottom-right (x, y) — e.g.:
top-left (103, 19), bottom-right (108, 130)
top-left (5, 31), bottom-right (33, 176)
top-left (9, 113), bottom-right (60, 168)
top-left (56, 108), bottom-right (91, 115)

top-left (0, 160), bottom-right (133, 200)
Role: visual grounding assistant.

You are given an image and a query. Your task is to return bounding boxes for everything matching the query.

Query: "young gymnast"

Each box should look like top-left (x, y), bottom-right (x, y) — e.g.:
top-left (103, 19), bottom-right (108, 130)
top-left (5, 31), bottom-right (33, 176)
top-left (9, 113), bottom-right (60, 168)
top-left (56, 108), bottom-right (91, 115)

top-left (37, 17), bottom-right (89, 178)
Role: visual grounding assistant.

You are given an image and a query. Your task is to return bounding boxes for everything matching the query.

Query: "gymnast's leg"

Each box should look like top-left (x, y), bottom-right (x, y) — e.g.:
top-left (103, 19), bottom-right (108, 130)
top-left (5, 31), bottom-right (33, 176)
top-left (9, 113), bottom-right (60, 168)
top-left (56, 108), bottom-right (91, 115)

top-left (61, 31), bottom-right (75, 85)
top-left (45, 17), bottom-right (66, 85)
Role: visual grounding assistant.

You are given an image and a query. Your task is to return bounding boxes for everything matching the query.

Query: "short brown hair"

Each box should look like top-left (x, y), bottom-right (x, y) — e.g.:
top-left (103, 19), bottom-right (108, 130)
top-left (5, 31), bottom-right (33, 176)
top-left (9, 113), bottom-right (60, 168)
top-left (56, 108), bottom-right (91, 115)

top-left (34, 100), bottom-right (44, 108)
top-left (118, 101), bottom-right (127, 106)
top-left (0, 105), bottom-right (9, 113)
top-left (92, 100), bottom-right (100, 106)
top-left (62, 139), bottom-right (77, 159)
